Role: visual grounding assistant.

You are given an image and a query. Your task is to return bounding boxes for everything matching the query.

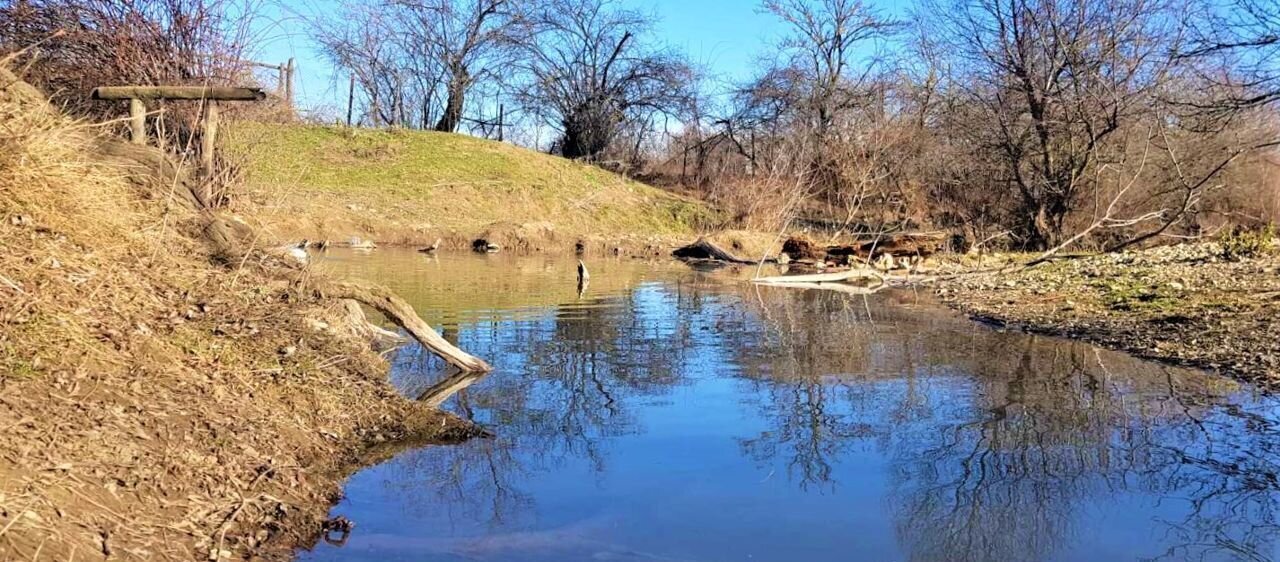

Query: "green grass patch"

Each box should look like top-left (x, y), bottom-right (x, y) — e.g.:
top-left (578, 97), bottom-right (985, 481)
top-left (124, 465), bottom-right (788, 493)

top-left (1091, 277), bottom-right (1181, 312)
top-left (225, 123), bottom-right (720, 238)
top-left (1219, 224), bottom-right (1277, 261)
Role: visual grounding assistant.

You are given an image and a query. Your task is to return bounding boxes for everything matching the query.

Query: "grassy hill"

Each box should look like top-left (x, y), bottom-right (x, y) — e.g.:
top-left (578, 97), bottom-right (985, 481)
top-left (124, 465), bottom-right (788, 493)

top-left (227, 123), bottom-right (718, 250)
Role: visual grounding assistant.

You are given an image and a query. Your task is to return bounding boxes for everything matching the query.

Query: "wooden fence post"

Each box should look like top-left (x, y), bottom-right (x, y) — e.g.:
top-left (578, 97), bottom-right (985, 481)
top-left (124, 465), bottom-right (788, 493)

top-left (92, 85), bottom-right (263, 177)
top-left (129, 98), bottom-right (146, 145)
top-left (201, 101), bottom-right (219, 176)
top-left (284, 58), bottom-right (295, 110)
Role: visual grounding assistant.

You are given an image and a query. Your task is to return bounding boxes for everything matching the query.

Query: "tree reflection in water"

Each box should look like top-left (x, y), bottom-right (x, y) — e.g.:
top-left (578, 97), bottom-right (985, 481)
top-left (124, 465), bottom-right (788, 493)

top-left (316, 253), bottom-right (1277, 562)
top-left (730, 287), bottom-right (1278, 562)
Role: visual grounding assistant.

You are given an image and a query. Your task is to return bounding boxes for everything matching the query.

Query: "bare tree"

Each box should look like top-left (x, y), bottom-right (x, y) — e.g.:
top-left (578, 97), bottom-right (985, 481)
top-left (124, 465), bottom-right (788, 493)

top-left (509, 0), bottom-right (693, 160)
top-left (395, 0), bottom-right (517, 132)
top-left (310, 1), bottom-right (411, 126)
top-left (1182, 0), bottom-right (1280, 111)
top-left (308, 0), bottom-right (519, 131)
top-left (924, 0), bottom-right (1184, 249)
top-left (760, 0), bottom-right (899, 141)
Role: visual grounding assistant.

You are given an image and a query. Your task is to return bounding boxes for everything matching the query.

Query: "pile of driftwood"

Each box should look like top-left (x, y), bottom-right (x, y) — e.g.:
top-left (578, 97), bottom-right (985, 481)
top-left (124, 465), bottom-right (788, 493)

top-left (672, 232), bottom-right (946, 268)
top-left (671, 232), bottom-right (945, 294)
top-left (784, 232), bottom-right (947, 267)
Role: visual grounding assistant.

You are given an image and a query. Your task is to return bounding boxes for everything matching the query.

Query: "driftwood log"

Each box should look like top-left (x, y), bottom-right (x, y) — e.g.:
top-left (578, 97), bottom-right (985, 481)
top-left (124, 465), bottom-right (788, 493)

top-left (672, 238), bottom-right (753, 264)
top-left (753, 268), bottom-right (933, 293)
top-left (754, 281), bottom-right (886, 295)
top-left (318, 280), bottom-right (492, 372)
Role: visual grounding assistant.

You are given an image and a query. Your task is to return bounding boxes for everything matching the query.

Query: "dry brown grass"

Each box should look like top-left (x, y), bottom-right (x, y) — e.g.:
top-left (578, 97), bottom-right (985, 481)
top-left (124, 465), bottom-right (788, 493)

top-left (0, 67), bottom-right (474, 560)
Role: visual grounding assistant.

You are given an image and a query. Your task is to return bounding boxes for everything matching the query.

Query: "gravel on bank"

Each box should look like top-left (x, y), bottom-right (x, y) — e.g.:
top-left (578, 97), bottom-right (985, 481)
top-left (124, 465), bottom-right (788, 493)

top-left (936, 243), bottom-right (1280, 390)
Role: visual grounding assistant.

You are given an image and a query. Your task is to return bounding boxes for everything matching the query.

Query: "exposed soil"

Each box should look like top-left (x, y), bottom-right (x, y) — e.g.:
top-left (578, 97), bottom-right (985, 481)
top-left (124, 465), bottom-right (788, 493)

top-left (936, 243), bottom-right (1280, 390)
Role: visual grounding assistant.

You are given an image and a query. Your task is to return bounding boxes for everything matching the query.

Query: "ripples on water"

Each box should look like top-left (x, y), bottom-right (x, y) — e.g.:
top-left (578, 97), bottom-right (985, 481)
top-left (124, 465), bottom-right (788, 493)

top-left (300, 250), bottom-right (1279, 562)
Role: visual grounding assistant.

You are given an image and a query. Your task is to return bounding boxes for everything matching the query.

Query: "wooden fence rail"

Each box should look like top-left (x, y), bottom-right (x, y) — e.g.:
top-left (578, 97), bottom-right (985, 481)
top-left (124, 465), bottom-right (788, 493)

top-left (91, 85), bottom-right (266, 175)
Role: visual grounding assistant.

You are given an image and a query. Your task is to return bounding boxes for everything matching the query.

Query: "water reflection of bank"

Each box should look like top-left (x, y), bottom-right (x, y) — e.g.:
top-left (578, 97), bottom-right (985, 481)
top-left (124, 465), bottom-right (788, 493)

top-left (313, 253), bottom-right (1278, 562)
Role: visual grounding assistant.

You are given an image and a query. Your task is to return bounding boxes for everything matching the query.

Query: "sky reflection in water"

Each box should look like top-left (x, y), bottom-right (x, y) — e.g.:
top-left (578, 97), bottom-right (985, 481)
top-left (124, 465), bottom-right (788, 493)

top-left (299, 251), bottom-right (1279, 562)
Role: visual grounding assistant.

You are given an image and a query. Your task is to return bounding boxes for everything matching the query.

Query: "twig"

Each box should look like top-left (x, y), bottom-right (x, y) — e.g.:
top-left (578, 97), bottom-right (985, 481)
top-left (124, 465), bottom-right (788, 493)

top-left (214, 496), bottom-right (252, 559)
top-left (0, 274), bottom-right (25, 294)
top-left (0, 503), bottom-right (33, 539)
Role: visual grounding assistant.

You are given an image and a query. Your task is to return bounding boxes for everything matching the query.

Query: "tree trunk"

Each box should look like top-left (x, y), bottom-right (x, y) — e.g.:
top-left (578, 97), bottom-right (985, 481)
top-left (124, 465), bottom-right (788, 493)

top-left (434, 66), bottom-right (468, 133)
top-left (561, 101), bottom-right (616, 160)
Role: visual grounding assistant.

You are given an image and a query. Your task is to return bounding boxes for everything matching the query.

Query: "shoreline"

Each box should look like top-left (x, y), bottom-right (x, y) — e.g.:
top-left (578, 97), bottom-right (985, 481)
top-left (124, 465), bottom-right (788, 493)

top-left (0, 67), bottom-right (489, 562)
top-left (933, 244), bottom-right (1279, 392)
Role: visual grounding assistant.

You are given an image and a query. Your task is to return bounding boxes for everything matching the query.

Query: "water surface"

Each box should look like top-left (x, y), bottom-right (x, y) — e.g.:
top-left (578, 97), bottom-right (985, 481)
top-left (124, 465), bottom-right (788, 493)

top-left (301, 250), bottom-right (1279, 562)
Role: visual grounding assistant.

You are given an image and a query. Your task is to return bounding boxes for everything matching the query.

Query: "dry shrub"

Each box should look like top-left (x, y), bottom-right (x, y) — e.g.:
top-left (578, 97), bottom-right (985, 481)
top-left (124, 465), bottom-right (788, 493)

top-left (1219, 223), bottom-right (1277, 261)
top-left (704, 175), bottom-right (810, 232)
top-left (0, 0), bottom-right (285, 207)
top-left (0, 0), bottom-right (260, 119)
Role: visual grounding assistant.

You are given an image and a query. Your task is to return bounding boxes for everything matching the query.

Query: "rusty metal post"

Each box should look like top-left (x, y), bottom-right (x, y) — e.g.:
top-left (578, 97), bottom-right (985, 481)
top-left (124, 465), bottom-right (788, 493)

top-left (347, 75), bottom-right (356, 127)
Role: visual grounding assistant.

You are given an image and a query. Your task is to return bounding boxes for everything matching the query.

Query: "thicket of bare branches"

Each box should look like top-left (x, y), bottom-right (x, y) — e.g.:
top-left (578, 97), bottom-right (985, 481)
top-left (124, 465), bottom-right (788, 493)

top-left (0, 0), bottom-right (260, 128)
top-left (506, 0), bottom-right (694, 160)
top-left (308, 0), bottom-right (519, 131)
top-left (646, 0), bottom-right (1279, 252)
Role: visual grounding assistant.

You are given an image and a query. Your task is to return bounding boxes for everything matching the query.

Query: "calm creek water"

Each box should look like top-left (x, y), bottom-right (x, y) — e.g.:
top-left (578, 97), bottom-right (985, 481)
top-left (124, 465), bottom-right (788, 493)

top-left (299, 249), bottom-right (1279, 562)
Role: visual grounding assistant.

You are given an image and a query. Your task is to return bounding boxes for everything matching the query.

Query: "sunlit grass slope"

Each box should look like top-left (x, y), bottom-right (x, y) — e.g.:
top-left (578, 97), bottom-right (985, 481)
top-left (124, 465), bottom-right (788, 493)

top-left (228, 123), bottom-right (718, 248)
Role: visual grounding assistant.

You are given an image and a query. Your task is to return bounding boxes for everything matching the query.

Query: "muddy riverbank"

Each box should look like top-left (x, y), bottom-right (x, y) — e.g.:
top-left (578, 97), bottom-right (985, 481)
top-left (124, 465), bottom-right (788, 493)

top-left (936, 243), bottom-right (1280, 390)
top-left (0, 67), bottom-right (486, 561)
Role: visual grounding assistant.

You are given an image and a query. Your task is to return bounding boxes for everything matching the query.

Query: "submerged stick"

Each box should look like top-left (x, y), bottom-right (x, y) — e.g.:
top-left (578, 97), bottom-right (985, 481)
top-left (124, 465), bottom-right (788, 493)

top-left (319, 280), bottom-right (492, 372)
top-left (577, 260), bottom-right (591, 298)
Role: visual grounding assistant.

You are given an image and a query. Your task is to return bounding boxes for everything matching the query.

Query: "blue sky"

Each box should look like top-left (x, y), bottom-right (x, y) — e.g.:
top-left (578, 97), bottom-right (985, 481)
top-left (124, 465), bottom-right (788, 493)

top-left (252, 0), bottom-right (908, 117)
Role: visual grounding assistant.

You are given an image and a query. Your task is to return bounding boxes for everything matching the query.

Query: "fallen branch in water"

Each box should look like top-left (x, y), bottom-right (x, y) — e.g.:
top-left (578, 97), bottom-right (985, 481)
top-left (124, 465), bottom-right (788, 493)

top-left (752, 268), bottom-right (936, 294)
top-left (338, 299), bottom-right (406, 351)
top-left (756, 281), bottom-right (887, 295)
top-left (417, 371), bottom-right (488, 407)
top-left (752, 268), bottom-right (885, 285)
top-left (672, 238), bottom-right (754, 264)
top-left (317, 280), bottom-right (492, 372)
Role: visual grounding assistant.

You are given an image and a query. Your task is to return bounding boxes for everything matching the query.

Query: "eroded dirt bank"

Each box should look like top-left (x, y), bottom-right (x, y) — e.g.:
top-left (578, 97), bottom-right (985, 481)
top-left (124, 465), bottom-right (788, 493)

top-left (935, 244), bottom-right (1280, 390)
top-left (0, 69), bottom-right (481, 560)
